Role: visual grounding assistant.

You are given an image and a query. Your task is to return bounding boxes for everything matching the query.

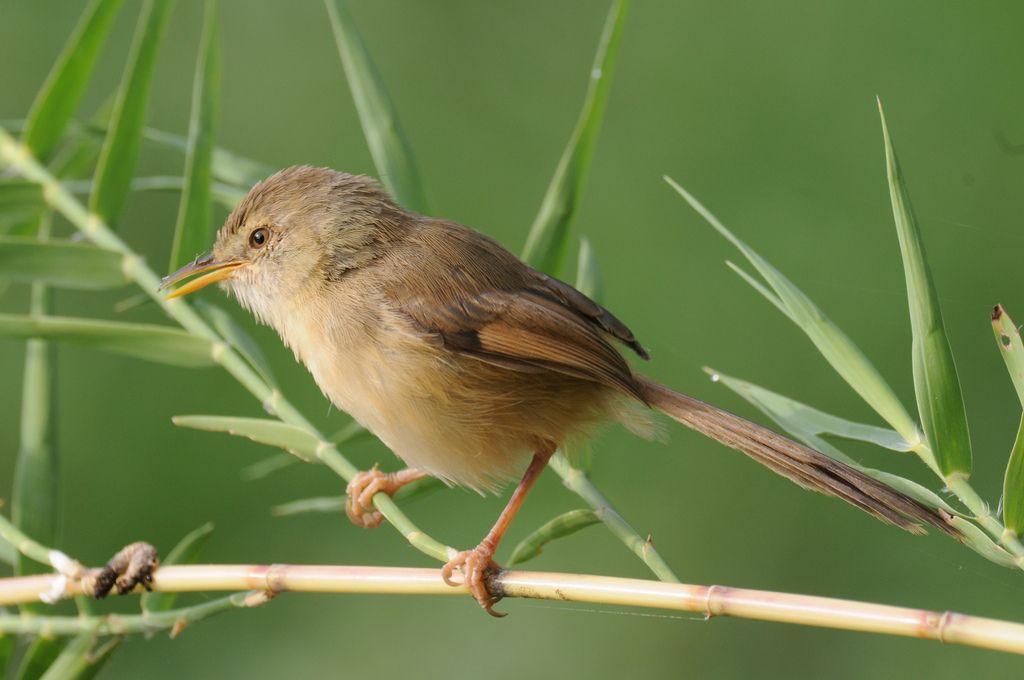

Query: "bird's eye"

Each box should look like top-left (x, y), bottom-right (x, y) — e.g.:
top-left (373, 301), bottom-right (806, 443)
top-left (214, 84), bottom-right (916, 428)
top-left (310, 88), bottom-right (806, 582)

top-left (248, 227), bottom-right (269, 248)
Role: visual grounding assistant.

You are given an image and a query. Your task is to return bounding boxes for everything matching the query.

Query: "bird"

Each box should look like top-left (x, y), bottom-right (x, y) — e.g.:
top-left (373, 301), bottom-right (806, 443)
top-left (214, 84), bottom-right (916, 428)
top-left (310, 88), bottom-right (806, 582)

top-left (162, 165), bottom-right (956, 615)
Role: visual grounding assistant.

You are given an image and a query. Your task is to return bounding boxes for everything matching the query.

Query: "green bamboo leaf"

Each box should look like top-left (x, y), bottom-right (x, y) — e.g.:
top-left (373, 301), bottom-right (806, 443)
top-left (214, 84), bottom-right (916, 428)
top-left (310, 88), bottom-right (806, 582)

top-left (172, 415), bottom-right (321, 462)
top-left (245, 420), bottom-right (368, 481)
top-left (272, 496), bottom-right (344, 516)
top-left (992, 304), bottom-right (1024, 402)
top-left (142, 522), bottom-right (214, 612)
top-left (21, 0), bottom-right (125, 160)
top-left (59, 637), bottom-right (119, 680)
top-left (0, 180), bottom-right (45, 219)
top-left (37, 630), bottom-right (98, 680)
top-left (574, 236), bottom-right (603, 302)
top-left (11, 216), bottom-right (58, 607)
top-left (0, 631), bottom-right (11, 677)
top-left (241, 453), bottom-right (298, 481)
top-left (509, 509), bottom-right (601, 565)
top-left (521, 0), bottom-right (628, 275)
top-left (15, 636), bottom-right (67, 680)
top-left (878, 100), bottom-right (972, 478)
top-left (168, 0), bottom-right (220, 271)
top-left (324, 0), bottom-right (428, 212)
top-left (0, 540), bottom-right (14, 565)
top-left (706, 367), bottom-right (911, 452)
top-left (707, 367), bottom-right (959, 515)
top-left (63, 176), bottom-right (245, 210)
top-left (665, 175), bottom-right (922, 446)
top-left (79, 122), bottom-right (273, 187)
top-left (0, 237), bottom-right (126, 288)
top-left (0, 314), bottom-right (215, 367)
top-left (89, 0), bottom-right (175, 226)
top-left (196, 301), bottom-right (276, 387)
top-left (992, 304), bottom-right (1024, 533)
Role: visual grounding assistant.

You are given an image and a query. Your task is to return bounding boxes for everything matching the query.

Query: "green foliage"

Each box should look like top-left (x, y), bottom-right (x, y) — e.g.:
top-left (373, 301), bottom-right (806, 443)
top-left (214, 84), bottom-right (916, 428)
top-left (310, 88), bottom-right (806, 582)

top-left (15, 636), bottom-right (67, 680)
top-left (0, 237), bottom-right (126, 289)
top-left (168, 0), bottom-right (220, 271)
top-left (196, 302), bottom-right (276, 387)
top-left (172, 415), bottom-right (322, 462)
top-left (574, 237), bottom-right (603, 302)
top-left (0, 315), bottom-right (216, 367)
top-left (878, 100), bottom-right (972, 478)
top-left (707, 368), bottom-right (958, 515)
top-left (90, 0), bottom-right (175, 226)
top-left (521, 0), bottom-right (628, 276)
top-left (666, 175), bottom-right (923, 447)
top-left (324, 0), bottom-right (428, 212)
top-left (509, 509), bottom-right (600, 565)
top-left (21, 0), bottom-right (125, 160)
top-left (993, 304), bottom-right (1024, 535)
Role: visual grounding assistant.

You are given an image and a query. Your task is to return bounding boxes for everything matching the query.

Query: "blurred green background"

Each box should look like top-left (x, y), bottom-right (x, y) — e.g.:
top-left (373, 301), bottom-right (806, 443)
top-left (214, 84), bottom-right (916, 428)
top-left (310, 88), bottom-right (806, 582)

top-left (3, 0), bottom-right (1024, 677)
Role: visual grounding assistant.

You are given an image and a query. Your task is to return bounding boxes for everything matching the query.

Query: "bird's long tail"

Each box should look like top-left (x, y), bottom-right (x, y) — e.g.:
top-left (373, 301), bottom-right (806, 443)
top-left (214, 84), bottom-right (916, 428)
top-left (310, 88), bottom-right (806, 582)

top-left (637, 376), bottom-right (957, 537)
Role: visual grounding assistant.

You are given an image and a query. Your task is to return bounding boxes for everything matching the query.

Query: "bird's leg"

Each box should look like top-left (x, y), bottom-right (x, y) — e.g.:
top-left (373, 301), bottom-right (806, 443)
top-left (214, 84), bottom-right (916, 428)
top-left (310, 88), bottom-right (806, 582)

top-left (442, 441), bottom-right (556, 617)
top-left (85, 541), bottom-right (160, 598)
top-left (346, 466), bottom-right (428, 528)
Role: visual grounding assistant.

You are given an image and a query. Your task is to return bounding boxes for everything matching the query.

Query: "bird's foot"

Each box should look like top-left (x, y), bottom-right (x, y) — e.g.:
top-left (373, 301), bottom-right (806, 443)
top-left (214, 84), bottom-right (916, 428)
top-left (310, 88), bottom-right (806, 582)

top-left (441, 543), bottom-right (505, 617)
top-left (345, 465), bottom-right (422, 528)
top-left (87, 541), bottom-right (159, 598)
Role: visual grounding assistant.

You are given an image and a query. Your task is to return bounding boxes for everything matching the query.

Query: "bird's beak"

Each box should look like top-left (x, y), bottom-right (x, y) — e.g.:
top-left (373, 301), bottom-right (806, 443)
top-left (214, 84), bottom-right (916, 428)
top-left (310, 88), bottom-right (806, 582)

top-left (160, 253), bottom-right (246, 299)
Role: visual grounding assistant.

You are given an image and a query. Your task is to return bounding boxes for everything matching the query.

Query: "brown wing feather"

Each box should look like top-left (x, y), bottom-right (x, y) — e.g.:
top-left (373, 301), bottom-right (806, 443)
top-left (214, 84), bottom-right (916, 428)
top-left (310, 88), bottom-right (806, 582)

top-left (384, 219), bottom-right (648, 401)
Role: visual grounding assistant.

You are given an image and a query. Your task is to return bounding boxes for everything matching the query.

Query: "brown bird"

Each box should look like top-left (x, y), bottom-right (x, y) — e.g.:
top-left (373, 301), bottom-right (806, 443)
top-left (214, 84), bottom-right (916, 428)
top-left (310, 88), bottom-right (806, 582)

top-left (162, 165), bottom-right (954, 615)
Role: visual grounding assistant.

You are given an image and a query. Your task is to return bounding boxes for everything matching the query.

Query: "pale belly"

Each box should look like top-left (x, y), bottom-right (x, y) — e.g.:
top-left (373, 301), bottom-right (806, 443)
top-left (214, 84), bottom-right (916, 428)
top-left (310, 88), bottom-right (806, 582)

top-left (303, 325), bottom-right (537, 493)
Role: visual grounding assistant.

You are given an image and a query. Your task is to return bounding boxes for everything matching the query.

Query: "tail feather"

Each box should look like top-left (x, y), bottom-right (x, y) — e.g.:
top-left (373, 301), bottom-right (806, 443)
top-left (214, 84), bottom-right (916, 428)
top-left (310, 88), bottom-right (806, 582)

top-left (637, 376), bottom-right (958, 538)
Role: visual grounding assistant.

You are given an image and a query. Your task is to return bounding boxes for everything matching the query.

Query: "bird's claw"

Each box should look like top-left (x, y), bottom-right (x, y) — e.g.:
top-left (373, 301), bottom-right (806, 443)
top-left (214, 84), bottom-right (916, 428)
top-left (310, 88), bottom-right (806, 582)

top-left (345, 465), bottom-right (391, 528)
top-left (88, 541), bottom-right (159, 598)
top-left (442, 545), bottom-right (505, 617)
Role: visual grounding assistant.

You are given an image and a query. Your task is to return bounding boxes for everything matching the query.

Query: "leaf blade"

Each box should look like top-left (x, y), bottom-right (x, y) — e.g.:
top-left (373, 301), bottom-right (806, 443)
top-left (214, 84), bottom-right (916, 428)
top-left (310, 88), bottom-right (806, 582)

top-left (508, 509), bottom-right (601, 565)
top-left (993, 304), bottom-right (1024, 533)
top-left (22, 0), bottom-right (125, 160)
top-left (878, 100), bottom-right (972, 477)
top-left (521, 0), bottom-right (629, 275)
top-left (324, 0), bottom-right (428, 212)
top-left (0, 314), bottom-right (215, 367)
top-left (168, 0), bottom-right (220, 271)
top-left (0, 237), bottom-right (126, 289)
top-left (89, 0), bottom-right (175, 226)
top-left (707, 367), bottom-right (959, 515)
top-left (665, 175), bottom-right (922, 445)
top-left (172, 415), bottom-right (321, 462)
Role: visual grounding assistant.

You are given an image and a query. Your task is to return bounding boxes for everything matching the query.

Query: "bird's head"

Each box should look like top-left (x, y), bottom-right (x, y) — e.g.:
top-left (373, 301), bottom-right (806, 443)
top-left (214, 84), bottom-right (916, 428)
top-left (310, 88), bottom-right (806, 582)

top-left (161, 165), bottom-right (405, 322)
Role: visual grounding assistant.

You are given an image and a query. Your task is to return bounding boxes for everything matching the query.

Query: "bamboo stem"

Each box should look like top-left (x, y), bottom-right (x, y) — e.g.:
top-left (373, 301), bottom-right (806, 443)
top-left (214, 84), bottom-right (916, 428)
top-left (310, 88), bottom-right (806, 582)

top-left (0, 565), bottom-right (1022, 656)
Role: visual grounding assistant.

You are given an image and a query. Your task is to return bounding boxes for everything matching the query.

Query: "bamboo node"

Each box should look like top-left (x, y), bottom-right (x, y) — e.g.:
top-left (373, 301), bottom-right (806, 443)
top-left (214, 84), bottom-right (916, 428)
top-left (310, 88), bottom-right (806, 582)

top-left (39, 574), bottom-right (67, 605)
top-left (704, 584), bottom-right (724, 620)
top-left (937, 611), bottom-right (953, 644)
top-left (263, 564), bottom-right (288, 594)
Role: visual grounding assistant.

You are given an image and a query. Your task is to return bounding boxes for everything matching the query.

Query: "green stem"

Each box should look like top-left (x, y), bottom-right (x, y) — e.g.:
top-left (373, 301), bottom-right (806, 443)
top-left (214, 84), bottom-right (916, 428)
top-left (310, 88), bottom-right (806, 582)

top-left (0, 592), bottom-right (264, 636)
top-left (0, 126), bottom-right (450, 564)
top-left (0, 512), bottom-right (63, 568)
top-left (551, 455), bottom-right (679, 582)
top-left (12, 212), bottom-right (58, 606)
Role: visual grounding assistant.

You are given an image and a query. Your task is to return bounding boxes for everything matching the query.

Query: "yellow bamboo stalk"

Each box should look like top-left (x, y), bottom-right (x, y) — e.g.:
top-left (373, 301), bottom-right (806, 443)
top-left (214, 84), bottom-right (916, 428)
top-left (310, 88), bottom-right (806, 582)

top-left (1, 565), bottom-right (1022, 655)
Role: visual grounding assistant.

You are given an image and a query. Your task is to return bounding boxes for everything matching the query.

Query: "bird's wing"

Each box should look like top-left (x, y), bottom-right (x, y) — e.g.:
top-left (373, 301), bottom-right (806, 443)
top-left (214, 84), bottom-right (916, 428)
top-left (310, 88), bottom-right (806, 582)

top-left (384, 220), bottom-right (648, 401)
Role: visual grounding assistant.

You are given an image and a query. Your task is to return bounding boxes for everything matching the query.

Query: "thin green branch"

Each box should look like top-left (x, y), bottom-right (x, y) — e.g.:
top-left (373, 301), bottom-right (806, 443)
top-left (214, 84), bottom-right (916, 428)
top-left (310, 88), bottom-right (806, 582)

top-left (551, 455), bottom-right (679, 582)
top-left (0, 591), bottom-right (266, 637)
